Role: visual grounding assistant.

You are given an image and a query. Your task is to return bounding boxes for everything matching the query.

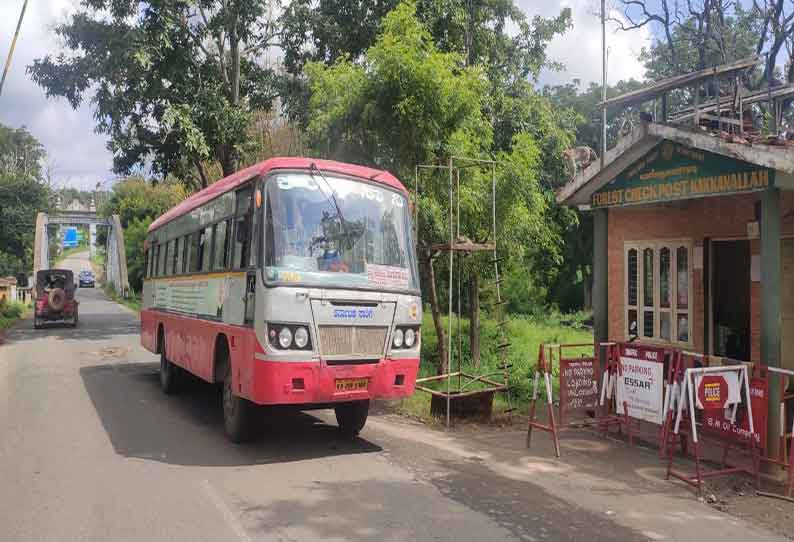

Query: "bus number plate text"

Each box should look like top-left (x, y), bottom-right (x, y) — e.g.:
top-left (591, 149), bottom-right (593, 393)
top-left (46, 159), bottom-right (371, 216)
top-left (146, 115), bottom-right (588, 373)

top-left (335, 378), bottom-right (369, 392)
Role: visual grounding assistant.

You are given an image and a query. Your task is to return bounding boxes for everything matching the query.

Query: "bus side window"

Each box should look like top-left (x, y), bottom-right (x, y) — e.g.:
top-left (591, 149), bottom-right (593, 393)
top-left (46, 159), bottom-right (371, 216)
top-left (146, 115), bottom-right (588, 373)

top-left (213, 221), bottom-right (228, 270)
top-left (249, 184), bottom-right (261, 268)
top-left (165, 242), bottom-right (173, 276)
top-left (196, 230), bottom-right (205, 272)
top-left (201, 226), bottom-right (213, 272)
top-left (170, 239), bottom-right (178, 275)
top-left (155, 244), bottom-right (162, 277)
top-left (233, 184), bottom-right (253, 269)
top-left (183, 234), bottom-right (191, 274)
top-left (233, 215), bottom-right (249, 269)
top-left (144, 248), bottom-right (150, 279)
top-left (175, 237), bottom-right (183, 276)
top-left (190, 231), bottom-right (201, 272)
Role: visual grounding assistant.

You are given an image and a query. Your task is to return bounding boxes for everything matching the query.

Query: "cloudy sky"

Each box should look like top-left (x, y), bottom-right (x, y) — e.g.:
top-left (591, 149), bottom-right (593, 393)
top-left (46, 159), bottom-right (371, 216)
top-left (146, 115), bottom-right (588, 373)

top-left (0, 0), bottom-right (651, 190)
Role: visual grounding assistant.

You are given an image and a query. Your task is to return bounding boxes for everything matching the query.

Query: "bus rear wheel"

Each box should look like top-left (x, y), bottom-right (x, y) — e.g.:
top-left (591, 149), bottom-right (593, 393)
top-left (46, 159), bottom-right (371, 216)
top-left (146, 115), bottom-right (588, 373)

top-left (335, 400), bottom-right (370, 437)
top-left (222, 364), bottom-right (256, 443)
top-left (159, 339), bottom-right (180, 395)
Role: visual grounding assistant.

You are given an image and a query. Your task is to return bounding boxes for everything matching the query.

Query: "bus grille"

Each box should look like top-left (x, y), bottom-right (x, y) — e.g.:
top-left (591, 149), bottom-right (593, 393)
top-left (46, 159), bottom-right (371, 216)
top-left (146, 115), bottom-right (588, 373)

top-left (318, 326), bottom-right (388, 357)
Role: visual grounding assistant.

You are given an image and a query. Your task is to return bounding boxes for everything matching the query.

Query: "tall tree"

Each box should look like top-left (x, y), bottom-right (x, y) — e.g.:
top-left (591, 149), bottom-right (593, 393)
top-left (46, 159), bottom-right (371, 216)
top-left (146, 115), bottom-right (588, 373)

top-left (0, 124), bottom-right (50, 280)
top-left (306, 2), bottom-right (567, 371)
top-left (29, 0), bottom-right (282, 188)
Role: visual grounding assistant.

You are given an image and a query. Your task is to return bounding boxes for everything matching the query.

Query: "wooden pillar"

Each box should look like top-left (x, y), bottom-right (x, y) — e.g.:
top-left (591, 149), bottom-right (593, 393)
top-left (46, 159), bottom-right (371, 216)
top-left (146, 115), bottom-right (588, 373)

top-left (594, 208), bottom-right (609, 364)
top-left (761, 187), bottom-right (782, 456)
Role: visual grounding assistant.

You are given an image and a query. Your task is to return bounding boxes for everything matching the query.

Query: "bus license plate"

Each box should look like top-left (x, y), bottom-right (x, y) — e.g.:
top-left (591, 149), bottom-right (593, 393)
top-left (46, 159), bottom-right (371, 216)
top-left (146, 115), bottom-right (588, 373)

top-left (335, 378), bottom-right (369, 392)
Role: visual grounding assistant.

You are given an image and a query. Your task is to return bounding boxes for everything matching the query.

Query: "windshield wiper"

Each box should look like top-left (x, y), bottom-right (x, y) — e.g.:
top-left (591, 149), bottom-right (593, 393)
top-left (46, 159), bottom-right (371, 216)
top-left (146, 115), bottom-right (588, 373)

top-left (309, 163), bottom-right (355, 249)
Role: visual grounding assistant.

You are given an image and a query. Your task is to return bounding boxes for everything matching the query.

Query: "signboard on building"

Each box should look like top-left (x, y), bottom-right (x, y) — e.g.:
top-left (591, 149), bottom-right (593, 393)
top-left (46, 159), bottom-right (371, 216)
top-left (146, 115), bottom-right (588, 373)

top-left (591, 140), bottom-right (774, 208)
top-left (616, 345), bottom-right (666, 425)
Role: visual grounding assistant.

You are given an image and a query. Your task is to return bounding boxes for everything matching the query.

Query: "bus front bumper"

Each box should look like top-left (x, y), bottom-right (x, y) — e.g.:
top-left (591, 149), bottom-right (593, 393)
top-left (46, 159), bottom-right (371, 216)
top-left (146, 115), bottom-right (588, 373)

top-left (251, 357), bottom-right (419, 405)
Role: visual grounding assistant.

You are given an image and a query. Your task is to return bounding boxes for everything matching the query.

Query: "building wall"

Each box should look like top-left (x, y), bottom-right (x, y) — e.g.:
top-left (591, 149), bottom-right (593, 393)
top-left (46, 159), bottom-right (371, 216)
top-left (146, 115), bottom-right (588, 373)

top-left (607, 192), bottom-right (794, 362)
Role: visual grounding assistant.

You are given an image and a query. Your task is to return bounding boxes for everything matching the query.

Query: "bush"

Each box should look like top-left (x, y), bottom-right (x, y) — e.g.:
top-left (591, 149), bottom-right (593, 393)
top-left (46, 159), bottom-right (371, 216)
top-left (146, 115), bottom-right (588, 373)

top-left (418, 309), bottom-right (593, 406)
top-left (0, 300), bottom-right (26, 330)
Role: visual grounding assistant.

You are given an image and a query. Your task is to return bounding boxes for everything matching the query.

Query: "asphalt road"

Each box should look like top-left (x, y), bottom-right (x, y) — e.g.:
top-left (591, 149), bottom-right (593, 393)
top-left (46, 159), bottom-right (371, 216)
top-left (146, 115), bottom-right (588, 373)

top-left (0, 252), bottom-right (783, 542)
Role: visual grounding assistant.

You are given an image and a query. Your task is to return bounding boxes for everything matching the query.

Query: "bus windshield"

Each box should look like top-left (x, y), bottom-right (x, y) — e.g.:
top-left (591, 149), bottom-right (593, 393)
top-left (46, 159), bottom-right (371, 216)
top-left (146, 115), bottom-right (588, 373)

top-left (264, 172), bottom-right (418, 292)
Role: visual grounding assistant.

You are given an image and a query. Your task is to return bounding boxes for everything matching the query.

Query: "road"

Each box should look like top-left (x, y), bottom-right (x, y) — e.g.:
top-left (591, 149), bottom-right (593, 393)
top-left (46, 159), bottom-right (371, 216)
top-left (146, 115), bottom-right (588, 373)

top-left (0, 251), bottom-right (784, 541)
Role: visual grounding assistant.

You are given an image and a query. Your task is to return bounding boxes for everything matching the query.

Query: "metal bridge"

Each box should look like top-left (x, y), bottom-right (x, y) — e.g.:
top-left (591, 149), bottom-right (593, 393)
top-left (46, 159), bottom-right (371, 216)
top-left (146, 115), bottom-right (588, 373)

top-left (33, 211), bottom-right (130, 297)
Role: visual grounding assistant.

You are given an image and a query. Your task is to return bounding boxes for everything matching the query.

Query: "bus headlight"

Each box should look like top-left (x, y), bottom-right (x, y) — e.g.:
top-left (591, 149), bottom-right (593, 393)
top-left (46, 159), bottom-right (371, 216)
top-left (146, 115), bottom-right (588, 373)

top-left (278, 327), bottom-right (293, 349)
top-left (392, 328), bottom-right (404, 348)
top-left (268, 323), bottom-right (312, 351)
top-left (294, 326), bottom-right (309, 349)
top-left (404, 328), bottom-right (416, 348)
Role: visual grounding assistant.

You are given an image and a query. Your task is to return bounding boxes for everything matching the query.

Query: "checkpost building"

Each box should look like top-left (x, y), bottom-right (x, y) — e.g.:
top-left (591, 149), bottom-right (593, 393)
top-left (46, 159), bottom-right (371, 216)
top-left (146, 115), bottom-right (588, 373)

top-left (557, 57), bottom-right (794, 452)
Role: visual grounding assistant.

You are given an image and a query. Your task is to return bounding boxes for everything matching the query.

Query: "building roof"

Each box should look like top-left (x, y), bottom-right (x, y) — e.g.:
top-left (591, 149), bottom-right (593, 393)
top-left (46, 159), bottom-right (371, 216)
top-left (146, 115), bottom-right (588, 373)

top-left (670, 83), bottom-right (794, 123)
top-left (149, 157), bottom-right (407, 233)
top-left (556, 121), bottom-right (794, 207)
top-left (600, 56), bottom-right (760, 110)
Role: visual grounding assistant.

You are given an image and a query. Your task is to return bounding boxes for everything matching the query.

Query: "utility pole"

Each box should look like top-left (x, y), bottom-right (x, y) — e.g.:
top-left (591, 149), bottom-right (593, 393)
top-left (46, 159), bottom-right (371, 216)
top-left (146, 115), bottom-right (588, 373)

top-left (0, 0), bottom-right (30, 98)
top-left (601, 0), bottom-right (607, 168)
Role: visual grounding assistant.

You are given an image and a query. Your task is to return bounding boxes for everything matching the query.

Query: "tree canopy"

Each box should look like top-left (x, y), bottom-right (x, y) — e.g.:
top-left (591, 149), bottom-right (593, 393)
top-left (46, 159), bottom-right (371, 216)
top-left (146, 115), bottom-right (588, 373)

top-left (0, 124), bottom-right (50, 281)
top-left (29, 0), bottom-right (282, 188)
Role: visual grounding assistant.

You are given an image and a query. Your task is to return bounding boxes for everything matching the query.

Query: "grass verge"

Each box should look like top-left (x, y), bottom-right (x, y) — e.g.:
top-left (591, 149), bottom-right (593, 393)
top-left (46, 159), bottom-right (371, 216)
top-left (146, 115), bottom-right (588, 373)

top-left (0, 301), bottom-right (30, 331)
top-left (393, 310), bottom-right (593, 423)
top-left (103, 283), bottom-right (142, 313)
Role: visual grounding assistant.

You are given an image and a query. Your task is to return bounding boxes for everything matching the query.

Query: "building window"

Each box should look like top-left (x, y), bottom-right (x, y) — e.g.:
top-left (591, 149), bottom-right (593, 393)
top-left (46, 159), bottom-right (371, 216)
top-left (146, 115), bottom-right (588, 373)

top-left (625, 241), bottom-right (693, 346)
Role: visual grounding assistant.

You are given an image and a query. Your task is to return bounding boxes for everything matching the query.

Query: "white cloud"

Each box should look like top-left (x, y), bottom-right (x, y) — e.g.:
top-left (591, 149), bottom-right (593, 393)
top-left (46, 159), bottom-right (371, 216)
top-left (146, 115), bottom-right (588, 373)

top-left (516, 0), bottom-right (653, 87)
top-left (0, 0), bottom-right (115, 190)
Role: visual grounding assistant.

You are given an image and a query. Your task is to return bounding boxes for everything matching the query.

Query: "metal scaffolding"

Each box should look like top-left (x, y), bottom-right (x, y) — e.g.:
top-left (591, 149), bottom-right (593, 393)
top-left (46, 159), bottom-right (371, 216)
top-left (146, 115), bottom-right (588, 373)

top-left (413, 156), bottom-right (513, 428)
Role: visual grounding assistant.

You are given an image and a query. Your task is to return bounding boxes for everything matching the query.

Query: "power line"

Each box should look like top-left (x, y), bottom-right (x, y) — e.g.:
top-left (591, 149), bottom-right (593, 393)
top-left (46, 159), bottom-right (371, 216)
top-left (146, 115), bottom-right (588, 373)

top-left (0, 0), bottom-right (30, 98)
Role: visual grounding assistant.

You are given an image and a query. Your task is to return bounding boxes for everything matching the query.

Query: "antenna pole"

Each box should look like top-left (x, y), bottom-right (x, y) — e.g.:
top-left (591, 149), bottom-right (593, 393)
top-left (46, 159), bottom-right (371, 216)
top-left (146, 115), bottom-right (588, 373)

top-left (601, 0), bottom-right (607, 168)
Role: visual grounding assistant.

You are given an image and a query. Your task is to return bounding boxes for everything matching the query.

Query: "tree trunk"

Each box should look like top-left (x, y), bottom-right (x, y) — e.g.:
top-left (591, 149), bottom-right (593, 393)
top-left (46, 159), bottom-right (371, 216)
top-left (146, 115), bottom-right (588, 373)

top-left (583, 269), bottom-right (593, 312)
top-left (193, 158), bottom-right (209, 189)
top-left (426, 254), bottom-right (447, 375)
top-left (469, 271), bottom-right (481, 368)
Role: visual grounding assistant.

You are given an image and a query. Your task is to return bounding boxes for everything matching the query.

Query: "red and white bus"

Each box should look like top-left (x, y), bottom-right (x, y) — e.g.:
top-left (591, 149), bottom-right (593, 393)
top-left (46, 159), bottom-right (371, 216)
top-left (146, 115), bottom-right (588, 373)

top-left (140, 158), bottom-right (421, 442)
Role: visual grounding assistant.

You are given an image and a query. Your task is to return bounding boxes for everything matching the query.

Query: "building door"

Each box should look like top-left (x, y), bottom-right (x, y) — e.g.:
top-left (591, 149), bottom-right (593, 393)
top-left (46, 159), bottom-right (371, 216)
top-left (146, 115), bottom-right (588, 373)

top-left (781, 239), bottom-right (794, 371)
top-left (711, 240), bottom-right (751, 361)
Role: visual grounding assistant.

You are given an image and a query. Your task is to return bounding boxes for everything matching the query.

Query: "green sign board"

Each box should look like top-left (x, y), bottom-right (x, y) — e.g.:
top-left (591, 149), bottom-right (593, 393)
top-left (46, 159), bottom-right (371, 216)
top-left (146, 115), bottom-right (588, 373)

top-left (592, 140), bottom-right (774, 208)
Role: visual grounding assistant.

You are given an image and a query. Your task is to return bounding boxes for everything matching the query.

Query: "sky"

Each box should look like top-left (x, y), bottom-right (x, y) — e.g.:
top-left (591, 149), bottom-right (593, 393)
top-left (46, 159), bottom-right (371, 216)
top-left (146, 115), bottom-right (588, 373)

top-left (0, 0), bottom-right (651, 190)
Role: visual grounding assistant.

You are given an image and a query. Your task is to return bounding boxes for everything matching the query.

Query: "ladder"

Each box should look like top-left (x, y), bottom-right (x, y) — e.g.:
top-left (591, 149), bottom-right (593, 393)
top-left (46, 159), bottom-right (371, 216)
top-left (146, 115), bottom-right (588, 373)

top-left (492, 253), bottom-right (514, 414)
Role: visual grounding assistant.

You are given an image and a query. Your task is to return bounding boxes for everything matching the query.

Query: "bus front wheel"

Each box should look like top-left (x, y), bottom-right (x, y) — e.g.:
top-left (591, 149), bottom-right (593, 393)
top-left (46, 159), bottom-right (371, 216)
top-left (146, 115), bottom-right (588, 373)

top-left (335, 400), bottom-right (370, 437)
top-left (222, 364), bottom-right (256, 443)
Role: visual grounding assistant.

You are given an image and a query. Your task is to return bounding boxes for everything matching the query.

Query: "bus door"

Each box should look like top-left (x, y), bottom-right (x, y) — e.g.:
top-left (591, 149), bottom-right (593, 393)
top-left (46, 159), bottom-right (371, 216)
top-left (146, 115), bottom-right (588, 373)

top-left (234, 181), bottom-right (260, 326)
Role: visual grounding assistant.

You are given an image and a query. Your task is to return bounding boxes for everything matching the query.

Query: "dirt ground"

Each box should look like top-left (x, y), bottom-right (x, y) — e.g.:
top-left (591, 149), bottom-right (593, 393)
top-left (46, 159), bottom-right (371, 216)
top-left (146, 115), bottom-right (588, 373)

top-left (378, 399), bottom-right (794, 540)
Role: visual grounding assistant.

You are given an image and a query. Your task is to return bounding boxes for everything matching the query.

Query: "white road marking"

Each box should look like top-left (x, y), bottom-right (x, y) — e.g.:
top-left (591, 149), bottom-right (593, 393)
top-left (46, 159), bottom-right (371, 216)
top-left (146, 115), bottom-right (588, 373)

top-left (200, 479), bottom-right (252, 542)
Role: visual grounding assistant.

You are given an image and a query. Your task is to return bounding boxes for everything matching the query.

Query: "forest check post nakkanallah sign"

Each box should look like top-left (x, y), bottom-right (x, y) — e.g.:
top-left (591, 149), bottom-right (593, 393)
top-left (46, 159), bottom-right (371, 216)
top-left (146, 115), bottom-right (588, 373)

top-left (591, 140), bottom-right (774, 208)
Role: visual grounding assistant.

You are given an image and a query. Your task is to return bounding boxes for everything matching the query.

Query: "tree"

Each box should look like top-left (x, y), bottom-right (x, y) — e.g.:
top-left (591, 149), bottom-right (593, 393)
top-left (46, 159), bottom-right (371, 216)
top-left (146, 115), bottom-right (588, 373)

top-left (0, 124), bottom-right (50, 281)
top-left (306, 2), bottom-right (571, 371)
top-left (100, 177), bottom-right (187, 290)
top-left (307, 2), bottom-right (490, 372)
top-left (29, 0), bottom-right (282, 188)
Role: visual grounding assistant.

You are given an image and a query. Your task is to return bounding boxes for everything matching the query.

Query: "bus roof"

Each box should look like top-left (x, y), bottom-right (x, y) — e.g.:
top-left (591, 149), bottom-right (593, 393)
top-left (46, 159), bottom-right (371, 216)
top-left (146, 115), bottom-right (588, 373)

top-left (148, 157), bottom-right (408, 233)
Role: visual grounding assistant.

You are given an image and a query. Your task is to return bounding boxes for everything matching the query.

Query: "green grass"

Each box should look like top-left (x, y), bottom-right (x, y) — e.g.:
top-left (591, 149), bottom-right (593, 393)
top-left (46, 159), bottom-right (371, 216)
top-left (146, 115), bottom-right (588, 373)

top-left (394, 310), bottom-right (594, 422)
top-left (0, 301), bottom-right (30, 331)
top-left (102, 283), bottom-right (142, 313)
